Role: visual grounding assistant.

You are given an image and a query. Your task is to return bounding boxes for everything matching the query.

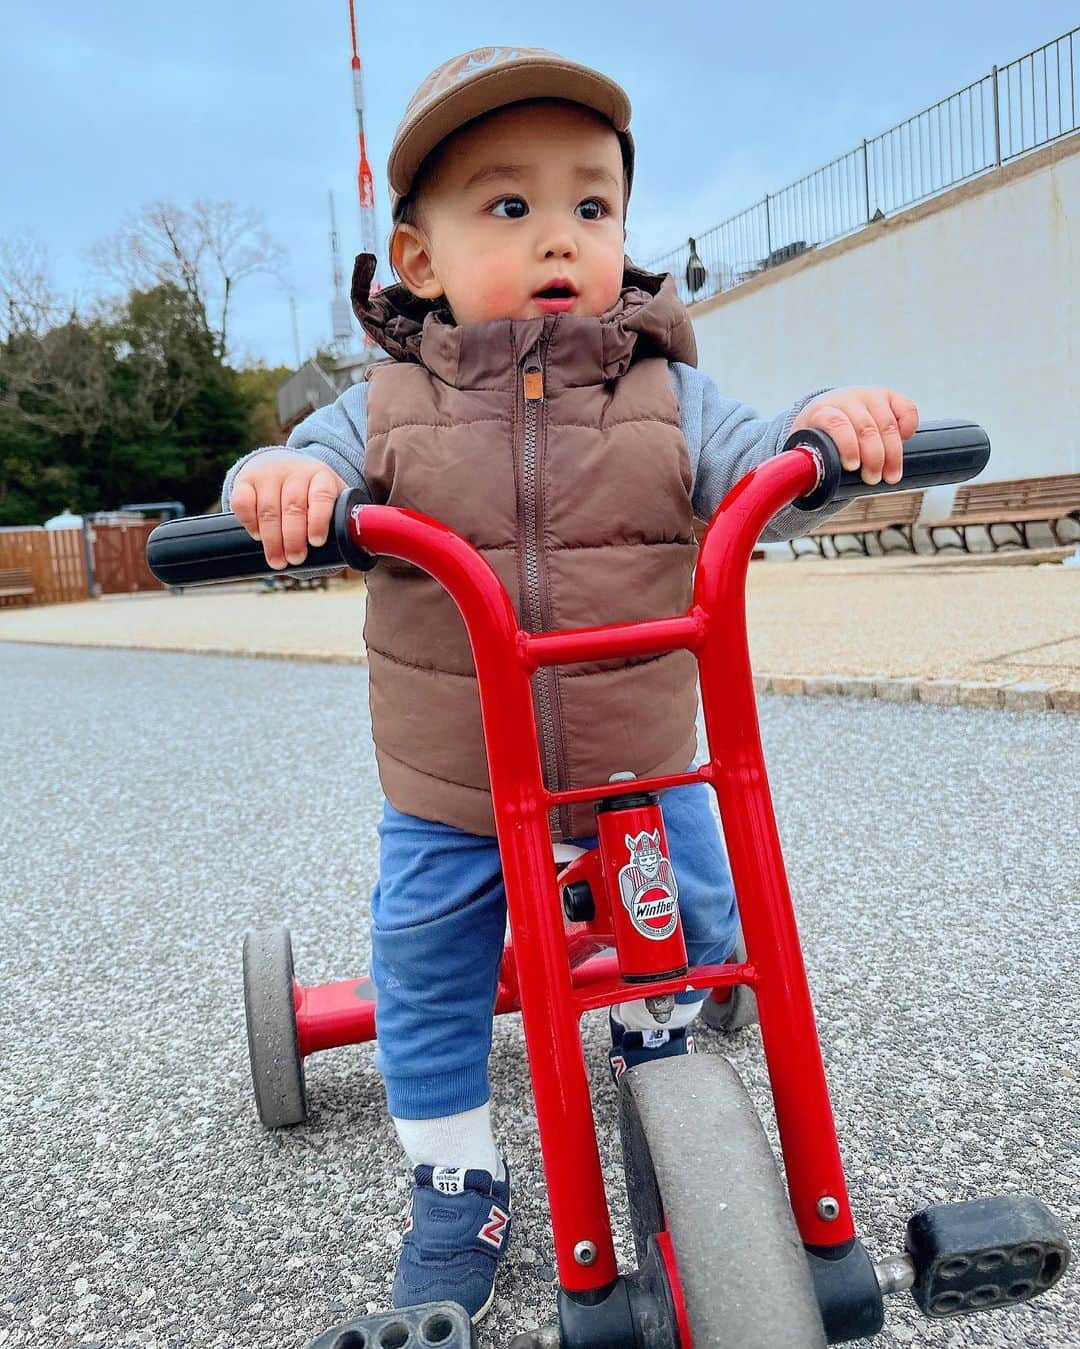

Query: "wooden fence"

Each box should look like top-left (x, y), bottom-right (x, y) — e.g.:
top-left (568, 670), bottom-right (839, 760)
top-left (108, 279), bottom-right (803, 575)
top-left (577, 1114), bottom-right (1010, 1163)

top-left (93, 522), bottom-right (162, 594)
top-left (0, 521), bottom-right (166, 608)
top-left (0, 527), bottom-right (88, 607)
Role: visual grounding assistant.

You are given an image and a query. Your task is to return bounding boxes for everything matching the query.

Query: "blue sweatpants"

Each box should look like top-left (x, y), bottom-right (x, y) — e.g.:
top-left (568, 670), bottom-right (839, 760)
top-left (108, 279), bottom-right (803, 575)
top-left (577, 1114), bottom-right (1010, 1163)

top-left (369, 778), bottom-right (738, 1119)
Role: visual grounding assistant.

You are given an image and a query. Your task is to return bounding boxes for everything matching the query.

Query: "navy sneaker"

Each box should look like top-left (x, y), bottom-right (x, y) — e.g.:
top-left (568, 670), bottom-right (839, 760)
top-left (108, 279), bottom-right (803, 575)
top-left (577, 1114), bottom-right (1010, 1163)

top-left (608, 1011), bottom-right (697, 1085)
top-left (393, 1162), bottom-right (512, 1324)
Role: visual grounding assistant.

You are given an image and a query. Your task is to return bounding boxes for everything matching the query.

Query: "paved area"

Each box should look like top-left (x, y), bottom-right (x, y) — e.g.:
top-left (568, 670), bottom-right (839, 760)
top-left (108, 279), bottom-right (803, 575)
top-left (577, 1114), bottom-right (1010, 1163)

top-left (1, 644), bottom-right (1076, 1348)
top-left (2, 548), bottom-right (1078, 707)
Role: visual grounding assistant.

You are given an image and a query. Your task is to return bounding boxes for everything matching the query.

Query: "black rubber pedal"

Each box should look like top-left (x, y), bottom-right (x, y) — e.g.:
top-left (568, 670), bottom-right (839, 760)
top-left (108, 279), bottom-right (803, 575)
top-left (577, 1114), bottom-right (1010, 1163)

top-left (309, 1300), bottom-right (477, 1348)
top-left (907, 1194), bottom-right (1069, 1318)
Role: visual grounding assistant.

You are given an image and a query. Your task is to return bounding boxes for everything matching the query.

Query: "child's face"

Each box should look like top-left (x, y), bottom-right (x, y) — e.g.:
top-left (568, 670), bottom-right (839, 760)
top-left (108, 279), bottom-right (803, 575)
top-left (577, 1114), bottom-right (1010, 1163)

top-left (392, 100), bottom-right (627, 325)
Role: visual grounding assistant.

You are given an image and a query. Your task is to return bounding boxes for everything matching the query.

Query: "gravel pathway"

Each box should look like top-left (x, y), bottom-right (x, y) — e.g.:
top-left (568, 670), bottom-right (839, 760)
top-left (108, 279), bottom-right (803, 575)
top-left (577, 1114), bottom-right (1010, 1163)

top-left (1, 645), bottom-right (1075, 1348)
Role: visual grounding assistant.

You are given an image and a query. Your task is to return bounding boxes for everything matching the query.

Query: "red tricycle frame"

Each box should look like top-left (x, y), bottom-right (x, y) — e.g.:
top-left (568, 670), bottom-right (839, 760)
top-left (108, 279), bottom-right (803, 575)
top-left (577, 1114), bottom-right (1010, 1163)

top-left (294, 443), bottom-right (855, 1296)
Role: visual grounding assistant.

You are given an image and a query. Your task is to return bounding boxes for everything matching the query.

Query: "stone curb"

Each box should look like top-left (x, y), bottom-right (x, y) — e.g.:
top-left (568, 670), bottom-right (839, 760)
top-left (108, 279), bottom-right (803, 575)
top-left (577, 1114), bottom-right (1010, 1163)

top-left (0, 637), bottom-right (368, 666)
top-left (3, 638), bottom-right (1076, 714)
top-left (756, 672), bottom-right (1076, 714)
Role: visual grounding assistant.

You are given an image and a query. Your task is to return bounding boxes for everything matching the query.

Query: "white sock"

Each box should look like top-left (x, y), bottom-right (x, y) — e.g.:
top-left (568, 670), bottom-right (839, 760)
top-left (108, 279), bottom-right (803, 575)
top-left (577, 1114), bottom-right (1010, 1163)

top-left (615, 996), bottom-right (704, 1033)
top-left (392, 1102), bottom-right (506, 1181)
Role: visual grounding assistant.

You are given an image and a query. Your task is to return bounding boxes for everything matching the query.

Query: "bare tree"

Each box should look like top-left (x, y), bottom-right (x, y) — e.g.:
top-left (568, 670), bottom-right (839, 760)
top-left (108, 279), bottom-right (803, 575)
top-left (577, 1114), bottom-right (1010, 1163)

top-left (192, 200), bottom-right (288, 356)
top-left (1, 321), bottom-right (112, 441)
top-left (0, 231), bottom-right (207, 445)
top-left (0, 233), bottom-right (109, 440)
top-left (89, 199), bottom-right (288, 357)
top-left (0, 233), bottom-right (66, 340)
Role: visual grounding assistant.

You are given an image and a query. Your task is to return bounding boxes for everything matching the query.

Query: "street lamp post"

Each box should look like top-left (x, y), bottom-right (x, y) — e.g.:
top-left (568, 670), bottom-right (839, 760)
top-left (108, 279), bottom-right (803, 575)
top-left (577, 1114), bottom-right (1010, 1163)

top-left (685, 236), bottom-right (707, 298)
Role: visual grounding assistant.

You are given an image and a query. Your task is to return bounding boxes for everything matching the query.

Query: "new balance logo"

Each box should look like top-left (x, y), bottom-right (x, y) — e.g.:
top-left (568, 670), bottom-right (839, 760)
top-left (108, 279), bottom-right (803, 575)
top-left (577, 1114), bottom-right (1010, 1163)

top-left (432, 1166), bottom-right (466, 1195)
top-left (478, 1204), bottom-right (509, 1249)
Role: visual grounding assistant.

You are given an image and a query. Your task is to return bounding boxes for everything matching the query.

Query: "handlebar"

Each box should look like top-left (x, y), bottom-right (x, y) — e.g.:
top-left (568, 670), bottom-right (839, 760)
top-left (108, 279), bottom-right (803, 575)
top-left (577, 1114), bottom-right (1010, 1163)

top-left (789, 418), bottom-right (989, 511)
top-left (145, 418), bottom-right (989, 588)
top-left (145, 488), bottom-right (377, 587)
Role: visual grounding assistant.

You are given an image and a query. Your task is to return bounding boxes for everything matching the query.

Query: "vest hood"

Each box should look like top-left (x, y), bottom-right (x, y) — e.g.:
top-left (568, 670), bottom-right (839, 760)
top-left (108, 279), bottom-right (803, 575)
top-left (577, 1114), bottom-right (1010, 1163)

top-left (350, 251), bottom-right (697, 388)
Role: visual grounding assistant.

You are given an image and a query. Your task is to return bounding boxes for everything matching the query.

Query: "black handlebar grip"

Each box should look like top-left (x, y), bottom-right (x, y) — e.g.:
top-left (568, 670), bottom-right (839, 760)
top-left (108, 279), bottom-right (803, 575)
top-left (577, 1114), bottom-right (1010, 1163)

top-left (146, 488), bottom-right (376, 586)
top-left (789, 419), bottom-right (990, 511)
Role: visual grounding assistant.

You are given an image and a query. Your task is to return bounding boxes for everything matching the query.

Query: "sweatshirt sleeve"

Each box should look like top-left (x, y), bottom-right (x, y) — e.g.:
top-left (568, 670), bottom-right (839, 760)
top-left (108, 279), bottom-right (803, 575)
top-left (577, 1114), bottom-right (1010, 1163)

top-left (669, 361), bottom-right (839, 543)
top-left (220, 381), bottom-right (374, 512)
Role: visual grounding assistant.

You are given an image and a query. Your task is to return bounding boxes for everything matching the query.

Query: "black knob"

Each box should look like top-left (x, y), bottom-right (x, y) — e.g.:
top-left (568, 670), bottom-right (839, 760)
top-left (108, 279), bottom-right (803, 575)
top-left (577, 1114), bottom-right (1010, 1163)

top-left (562, 881), bottom-right (595, 923)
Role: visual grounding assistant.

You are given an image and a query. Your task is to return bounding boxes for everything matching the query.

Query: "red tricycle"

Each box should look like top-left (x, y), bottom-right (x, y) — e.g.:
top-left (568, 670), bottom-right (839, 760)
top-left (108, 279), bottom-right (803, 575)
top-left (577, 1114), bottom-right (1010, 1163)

top-left (147, 421), bottom-right (1069, 1348)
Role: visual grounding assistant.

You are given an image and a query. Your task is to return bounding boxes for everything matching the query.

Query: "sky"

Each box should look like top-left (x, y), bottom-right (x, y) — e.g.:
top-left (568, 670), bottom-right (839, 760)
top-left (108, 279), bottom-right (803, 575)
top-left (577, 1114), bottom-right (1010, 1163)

top-left (5, 1), bottom-right (1078, 369)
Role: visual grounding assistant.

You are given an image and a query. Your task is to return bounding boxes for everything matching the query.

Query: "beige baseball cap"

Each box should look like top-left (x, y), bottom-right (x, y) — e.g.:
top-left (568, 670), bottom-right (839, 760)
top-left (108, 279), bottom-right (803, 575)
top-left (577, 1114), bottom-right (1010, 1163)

top-left (388, 46), bottom-right (635, 219)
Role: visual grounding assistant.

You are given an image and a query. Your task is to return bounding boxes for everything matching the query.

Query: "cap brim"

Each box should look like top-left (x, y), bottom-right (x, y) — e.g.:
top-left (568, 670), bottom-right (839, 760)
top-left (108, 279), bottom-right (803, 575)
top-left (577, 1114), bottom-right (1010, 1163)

top-left (389, 57), bottom-right (632, 201)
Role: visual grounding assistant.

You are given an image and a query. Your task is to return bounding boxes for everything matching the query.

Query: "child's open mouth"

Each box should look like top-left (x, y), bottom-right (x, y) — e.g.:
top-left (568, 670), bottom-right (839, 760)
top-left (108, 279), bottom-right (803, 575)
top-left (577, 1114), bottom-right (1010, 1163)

top-left (533, 282), bottom-right (578, 314)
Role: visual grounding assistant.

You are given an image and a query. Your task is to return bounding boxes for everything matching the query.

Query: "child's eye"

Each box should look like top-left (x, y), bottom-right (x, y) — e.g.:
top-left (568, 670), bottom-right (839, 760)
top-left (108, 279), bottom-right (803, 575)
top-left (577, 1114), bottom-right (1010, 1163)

top-left (489, 196), bottom-right (529, 219)
top-left (575, 198), bottom-right (609, 221)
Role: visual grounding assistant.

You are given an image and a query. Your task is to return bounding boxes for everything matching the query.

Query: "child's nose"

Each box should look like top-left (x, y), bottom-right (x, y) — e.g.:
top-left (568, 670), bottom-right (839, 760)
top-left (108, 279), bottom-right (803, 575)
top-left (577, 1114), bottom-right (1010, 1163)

top-left (538, 227), bottom-right (578, 261)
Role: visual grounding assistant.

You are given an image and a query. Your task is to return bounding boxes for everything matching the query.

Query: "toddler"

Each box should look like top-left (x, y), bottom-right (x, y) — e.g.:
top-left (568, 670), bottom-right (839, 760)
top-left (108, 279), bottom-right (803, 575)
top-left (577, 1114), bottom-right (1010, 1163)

top-left (223, 47), bottom-right (918, 1323)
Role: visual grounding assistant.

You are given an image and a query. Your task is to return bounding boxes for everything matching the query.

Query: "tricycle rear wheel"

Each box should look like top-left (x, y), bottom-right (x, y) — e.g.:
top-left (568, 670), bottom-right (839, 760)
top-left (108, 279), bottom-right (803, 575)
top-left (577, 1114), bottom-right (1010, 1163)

top-left (701, 925), bottom-right (758, 1032)
top-left (619, 1054), bottom-right (826, 1347)
top-left (242, 924), bottom-right (308, 1128)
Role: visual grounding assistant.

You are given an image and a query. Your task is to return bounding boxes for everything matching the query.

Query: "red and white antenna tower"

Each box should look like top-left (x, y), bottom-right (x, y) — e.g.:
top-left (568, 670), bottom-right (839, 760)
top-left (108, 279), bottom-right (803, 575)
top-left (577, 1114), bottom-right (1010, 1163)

top-left (348, 0), bottom-right (380, 342)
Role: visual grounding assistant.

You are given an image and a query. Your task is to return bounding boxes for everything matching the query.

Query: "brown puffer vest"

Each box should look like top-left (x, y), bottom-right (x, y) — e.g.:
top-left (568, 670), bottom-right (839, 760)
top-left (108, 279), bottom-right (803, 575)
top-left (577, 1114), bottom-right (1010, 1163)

top-left (351, 252), bottom-right (700, 840)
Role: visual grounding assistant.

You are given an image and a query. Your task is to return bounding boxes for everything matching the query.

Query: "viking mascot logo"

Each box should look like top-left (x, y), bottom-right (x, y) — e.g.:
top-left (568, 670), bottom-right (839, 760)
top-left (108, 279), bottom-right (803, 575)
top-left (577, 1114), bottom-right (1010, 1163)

top-left (617, 830), bottom-right (679, 940)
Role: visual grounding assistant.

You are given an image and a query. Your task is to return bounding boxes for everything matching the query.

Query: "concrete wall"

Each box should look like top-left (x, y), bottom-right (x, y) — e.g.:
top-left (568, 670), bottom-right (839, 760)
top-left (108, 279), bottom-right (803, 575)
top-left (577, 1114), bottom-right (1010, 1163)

top-left (688, 132), bottom-right (1080, 518)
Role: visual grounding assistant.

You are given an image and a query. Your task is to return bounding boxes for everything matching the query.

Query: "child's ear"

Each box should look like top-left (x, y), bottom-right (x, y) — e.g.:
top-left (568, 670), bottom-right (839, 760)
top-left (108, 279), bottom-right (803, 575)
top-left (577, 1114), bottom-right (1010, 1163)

top-left (390, 225), bottom-right (444, 301)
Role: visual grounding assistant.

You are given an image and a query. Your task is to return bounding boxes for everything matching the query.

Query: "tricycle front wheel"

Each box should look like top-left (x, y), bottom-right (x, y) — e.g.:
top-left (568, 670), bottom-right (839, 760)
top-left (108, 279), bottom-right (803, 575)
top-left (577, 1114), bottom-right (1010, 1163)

top-left (619, 1054), bottom-right (826, 1347)
top-left (242, 924), bottom-right (308, 1128)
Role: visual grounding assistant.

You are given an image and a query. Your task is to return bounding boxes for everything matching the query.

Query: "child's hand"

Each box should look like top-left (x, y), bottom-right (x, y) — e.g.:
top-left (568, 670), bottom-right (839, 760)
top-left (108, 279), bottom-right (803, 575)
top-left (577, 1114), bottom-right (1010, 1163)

top-left (789, 388), bottom-right (919, 486)
top-left (231, 452), bottom-right (348, 569)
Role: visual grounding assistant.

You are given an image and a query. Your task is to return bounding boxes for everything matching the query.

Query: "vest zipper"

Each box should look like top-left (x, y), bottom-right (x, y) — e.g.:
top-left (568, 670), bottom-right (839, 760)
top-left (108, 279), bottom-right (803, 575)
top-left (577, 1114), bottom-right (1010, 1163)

top-left (521, 350), bottom-right (567, 835)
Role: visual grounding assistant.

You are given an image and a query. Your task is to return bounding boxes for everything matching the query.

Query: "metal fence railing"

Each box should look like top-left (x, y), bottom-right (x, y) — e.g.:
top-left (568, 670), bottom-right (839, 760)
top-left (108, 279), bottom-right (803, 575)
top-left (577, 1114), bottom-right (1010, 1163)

top-left (649, 25), bottom-right (1079, 307)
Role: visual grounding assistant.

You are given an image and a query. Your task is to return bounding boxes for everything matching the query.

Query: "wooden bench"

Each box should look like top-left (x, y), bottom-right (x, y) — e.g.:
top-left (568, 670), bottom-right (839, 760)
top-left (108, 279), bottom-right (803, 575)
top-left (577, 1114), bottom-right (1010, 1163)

top-left (261, 572), bottom-right (333, 593)
top-left (925, 473), bottom-right (1080, 551)
top-left (790, 490), bottom-right (925, 558)
top-left (0, 568), bottom-right (35, 600)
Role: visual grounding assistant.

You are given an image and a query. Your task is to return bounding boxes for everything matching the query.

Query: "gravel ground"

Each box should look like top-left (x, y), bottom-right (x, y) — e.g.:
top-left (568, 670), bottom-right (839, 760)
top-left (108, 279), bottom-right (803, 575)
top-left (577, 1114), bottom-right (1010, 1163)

top-left (0, 645), bottom-right (1076, 1349)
